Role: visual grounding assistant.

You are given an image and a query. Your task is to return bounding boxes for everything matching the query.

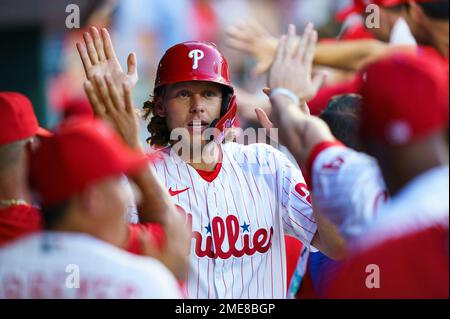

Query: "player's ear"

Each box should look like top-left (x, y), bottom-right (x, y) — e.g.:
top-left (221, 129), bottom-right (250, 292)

top-left (154, 99), bottom-right (166, 118)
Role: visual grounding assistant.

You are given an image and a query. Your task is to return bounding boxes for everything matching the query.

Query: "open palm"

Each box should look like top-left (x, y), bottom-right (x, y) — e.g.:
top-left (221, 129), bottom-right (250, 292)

top-left (77, 27), bottom-right (138, 93)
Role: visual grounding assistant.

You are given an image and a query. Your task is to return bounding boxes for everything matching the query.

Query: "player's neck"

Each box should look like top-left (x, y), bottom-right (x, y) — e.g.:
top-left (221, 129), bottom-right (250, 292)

top-left (384, 137), bottom-right (448, 196)
top-left (0, 163), bottom-right (32, 204)
top-left (187, 142), bottom-right (222, 172)
top-left (53, 213), bottom-right (129, 249)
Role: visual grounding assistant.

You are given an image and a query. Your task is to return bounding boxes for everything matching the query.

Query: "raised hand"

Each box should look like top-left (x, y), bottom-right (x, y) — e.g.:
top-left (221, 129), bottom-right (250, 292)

top-left (77, 27), bottom-right (138, 94)
top-left (225, 20), bottom-right (279, 76)
top-left (84, 75), bottom-right (141, 150)
top-left (269, 24), bottom-right (326, 103)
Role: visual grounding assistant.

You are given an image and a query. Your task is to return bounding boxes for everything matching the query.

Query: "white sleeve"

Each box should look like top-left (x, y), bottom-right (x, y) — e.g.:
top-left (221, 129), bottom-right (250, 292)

top-left (136, 258), bottom-right (183, 299)
top-left (269, 147), bottom-right (318, 245)
top-left (311, 144), bottom-right (388, 240)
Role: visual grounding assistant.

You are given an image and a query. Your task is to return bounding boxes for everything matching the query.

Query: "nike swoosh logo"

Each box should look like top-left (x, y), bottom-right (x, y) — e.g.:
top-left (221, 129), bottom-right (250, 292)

top-left (168, 187), bottom-right (190, 197)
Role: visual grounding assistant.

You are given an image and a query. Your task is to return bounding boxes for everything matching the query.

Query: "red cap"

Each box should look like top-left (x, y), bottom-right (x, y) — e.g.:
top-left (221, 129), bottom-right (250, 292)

top-left (337, 0), bottom-right (365, 22)
top-left (30, 119), bottom-right (149, 206)
top-left (336, 0), bottom-right (440, 22)
top-left (154, 41), bottom-right (233, 93)
top-left (0, 92), bottom-right (51, 146)
top-left (359, 52), bottom-right (449, 145)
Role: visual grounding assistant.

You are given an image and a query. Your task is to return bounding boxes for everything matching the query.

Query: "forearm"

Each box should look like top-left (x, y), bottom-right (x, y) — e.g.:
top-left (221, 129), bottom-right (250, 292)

top-left (129, 166), bottom-right (177, 225)
top-left (314, 39), bottom-right (390, 71)
top-left (311, 211), bottom-right (348, 260)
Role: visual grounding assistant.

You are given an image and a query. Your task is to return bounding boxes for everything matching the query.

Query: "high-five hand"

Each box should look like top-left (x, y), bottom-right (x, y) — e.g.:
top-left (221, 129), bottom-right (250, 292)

top-left (269, 23), bottom-right (326, 103)
top-left (77, 27), bottom-right (138, 95)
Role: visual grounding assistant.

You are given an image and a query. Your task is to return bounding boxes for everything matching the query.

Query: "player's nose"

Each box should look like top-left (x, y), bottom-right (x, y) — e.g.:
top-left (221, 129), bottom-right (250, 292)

top-left (189, 94), bottom-right (205, 114)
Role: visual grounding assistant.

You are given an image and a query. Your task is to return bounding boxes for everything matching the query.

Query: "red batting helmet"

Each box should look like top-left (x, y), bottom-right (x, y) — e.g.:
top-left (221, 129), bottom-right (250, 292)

top-left (155, 41), bottom-right (233, 93)
top-left (154, 42), bottom-right (237, 142)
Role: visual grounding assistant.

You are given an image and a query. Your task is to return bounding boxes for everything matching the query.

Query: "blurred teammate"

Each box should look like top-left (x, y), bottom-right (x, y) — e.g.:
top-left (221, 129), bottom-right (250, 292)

top-left (0, 120), bottom-right (183, 298)
top-left (260, 24), bottom-right (448, 298)
top-left (0, 92), bottom-right (51, 246)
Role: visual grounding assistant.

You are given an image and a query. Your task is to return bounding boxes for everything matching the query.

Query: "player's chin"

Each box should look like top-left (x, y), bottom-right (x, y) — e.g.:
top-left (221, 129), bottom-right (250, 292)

top-left (186, 125), bottom-right (209, 135)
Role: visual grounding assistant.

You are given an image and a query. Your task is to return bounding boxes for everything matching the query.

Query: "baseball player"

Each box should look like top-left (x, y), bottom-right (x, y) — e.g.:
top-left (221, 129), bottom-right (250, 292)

top-left (0, 92), bottom-right (51, 246)
top-left (0, 120), bottom-right (183, 298)
top-left (261, 24), bottom-right (448, 297)
top-left (77, 26), bottom-right (345, 299)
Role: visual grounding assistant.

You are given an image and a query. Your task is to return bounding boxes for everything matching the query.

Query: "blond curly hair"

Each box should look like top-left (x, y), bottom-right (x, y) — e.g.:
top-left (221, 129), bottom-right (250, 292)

top-left (142, 87), bottom-right (171, 147)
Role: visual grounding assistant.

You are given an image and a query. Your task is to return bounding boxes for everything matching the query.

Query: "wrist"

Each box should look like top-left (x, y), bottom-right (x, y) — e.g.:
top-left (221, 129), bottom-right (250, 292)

top-left (270, 88), bottom-right (300, 106)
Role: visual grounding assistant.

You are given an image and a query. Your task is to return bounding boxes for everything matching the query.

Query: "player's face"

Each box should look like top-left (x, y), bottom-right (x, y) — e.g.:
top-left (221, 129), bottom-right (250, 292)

top-left (161, 81), bottom-right (223, 145)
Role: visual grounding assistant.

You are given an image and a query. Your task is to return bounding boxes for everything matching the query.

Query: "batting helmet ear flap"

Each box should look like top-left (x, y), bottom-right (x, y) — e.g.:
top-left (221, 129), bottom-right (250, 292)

top-left (209, 86), bottom-right (234, 130)
top-left (220, 88), bottom-right (234, 117)
top-left (209, 95), bottom-right (238, 144)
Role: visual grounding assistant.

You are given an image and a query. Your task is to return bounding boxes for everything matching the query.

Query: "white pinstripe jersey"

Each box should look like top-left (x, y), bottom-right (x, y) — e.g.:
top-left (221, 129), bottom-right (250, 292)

top-left (149, 142), bottom-right (317, 299)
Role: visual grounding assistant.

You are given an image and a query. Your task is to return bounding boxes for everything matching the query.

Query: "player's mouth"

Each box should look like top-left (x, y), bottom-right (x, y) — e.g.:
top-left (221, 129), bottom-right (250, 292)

top-left (187, 120), bottom-right (210, 133)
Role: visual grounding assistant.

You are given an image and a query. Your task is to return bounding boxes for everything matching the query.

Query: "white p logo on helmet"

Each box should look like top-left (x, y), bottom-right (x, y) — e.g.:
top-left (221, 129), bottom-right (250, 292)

top-left (188, 49), bottom-right (204, 70)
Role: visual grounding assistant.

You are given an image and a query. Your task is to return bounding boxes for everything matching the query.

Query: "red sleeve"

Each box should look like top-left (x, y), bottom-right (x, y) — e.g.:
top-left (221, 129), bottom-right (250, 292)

top-left (126, 223), bottom-right (165, 255)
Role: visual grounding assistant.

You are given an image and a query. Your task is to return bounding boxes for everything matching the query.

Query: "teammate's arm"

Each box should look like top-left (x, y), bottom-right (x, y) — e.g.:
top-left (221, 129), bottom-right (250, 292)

top-left (263, 24), bottom-right (349, 259)
top-left (84, 74), bottom-right (190, 280)
top-left (226, 20), bottom-right (415, 73)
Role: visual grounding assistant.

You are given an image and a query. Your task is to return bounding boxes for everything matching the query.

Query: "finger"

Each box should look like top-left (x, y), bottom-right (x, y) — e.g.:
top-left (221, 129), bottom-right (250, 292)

top-left (127, 53), bottom-right (137, 76)
top-left (251, 61), bottom-right (270, 77)
top-left (274, 35), bottom-right (287, 66)
top-left (105, 74), bottom-right (123, 113)
top-left (123, 83), bottom-right (134, 114)
top-left (304, 29), bottom-right (318, 68)
top-left (82, 32), bottom-right (99, 65)
top-left (225, 25), bottom-right (252, 42)
top-left (83, 81), bottom-right (105, 116)
top-left (76, 42), bottom-right (92, 74)
top-left (249, 19), bottom-right (270, 36)
top-left (93, 75), bottom-right (116, 117)
top-left (295, 23), bottom-right (313, 61)
top-left (90, 26), bottom-right (106, 62)
top-left (262, 88), bottom-right (271, 97)
top-left (255, 107), bottom-right (274, 130)
top-left (284, 24), bottom-right (297, 60)
top-left (101, 28), bottom-right (118, 61)
top-left (247, 19), bottom-right (265, 36)
top-left (302, 102), bottom-right (311, 116)
top-left (225, 37), bottom-right (254, 54)
top-left (225, 25), bottom-right (245, 40)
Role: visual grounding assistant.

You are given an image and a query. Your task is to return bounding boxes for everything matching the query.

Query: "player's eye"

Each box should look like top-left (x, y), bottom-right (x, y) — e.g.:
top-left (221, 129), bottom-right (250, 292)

top-left (203, 90), bottom-right (218, 98)
top-left (177, 90), bottom-right (190, 99)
